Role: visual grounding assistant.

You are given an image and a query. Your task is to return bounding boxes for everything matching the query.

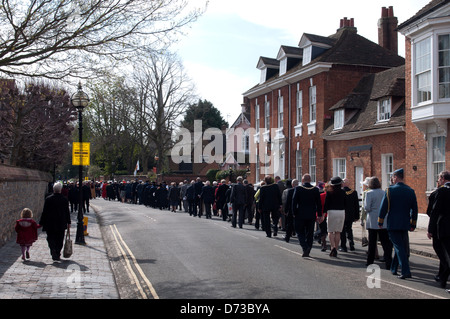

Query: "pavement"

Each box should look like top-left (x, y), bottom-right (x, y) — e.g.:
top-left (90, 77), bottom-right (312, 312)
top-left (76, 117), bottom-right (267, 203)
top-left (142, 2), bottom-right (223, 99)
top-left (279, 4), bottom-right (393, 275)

top-left (0, 203), bottom-right (119, 299)
top-left (0, 201), bottom-right (439, 299)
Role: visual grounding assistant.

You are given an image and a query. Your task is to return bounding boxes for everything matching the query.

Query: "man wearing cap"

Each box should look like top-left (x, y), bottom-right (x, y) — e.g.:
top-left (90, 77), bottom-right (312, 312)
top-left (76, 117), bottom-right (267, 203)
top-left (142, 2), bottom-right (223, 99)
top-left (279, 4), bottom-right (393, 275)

top-left (378, 168), bottom-right (418, 279)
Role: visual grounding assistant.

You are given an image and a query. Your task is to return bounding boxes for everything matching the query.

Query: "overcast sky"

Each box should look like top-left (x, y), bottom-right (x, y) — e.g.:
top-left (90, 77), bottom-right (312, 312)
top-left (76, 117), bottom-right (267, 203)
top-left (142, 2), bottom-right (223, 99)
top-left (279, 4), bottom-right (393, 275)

top-left (174, 0), bottom-right (430, 125)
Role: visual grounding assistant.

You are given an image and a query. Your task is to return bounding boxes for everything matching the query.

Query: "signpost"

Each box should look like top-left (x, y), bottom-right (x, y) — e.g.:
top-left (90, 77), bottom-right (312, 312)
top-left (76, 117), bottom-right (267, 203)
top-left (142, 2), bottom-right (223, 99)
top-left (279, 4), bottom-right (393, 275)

top-left (72, 142), bottom-right (90, 166)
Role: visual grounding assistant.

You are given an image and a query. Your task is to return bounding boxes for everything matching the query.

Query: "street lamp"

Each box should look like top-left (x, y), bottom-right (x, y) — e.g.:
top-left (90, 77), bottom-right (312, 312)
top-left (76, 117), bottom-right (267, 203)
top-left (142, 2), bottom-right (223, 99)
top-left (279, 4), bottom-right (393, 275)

top-left (71, 82), bottom-right (90, 245)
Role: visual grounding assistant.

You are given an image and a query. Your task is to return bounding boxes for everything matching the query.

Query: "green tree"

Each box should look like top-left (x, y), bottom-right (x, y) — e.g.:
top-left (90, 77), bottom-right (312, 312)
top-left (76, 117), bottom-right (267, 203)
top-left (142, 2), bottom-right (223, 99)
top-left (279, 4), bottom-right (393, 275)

top-left (180, 99), bottom-right (228, 132)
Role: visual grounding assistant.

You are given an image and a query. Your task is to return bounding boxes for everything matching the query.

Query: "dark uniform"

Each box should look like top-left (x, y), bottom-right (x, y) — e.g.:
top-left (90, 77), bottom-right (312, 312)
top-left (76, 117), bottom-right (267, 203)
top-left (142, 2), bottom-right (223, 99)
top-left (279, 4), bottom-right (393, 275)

top-left (341, 186), bottom-right (360, 251)
top-left (378, 169), bottom-right (418, 278)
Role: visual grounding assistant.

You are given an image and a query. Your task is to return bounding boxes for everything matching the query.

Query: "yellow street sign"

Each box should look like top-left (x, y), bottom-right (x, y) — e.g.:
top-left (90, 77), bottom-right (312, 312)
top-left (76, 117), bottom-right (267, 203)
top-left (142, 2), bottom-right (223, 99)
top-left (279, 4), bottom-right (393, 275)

top-left (72, 142), bottom-right (90, 166)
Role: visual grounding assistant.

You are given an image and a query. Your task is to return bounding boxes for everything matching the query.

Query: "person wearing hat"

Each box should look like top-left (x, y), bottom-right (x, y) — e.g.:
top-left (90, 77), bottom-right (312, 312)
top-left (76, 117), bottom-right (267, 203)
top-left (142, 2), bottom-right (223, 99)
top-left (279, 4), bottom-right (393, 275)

top-left (323, 176), bottom-right (346, 257)
top-left (378, 168), bottom-right (418, 279)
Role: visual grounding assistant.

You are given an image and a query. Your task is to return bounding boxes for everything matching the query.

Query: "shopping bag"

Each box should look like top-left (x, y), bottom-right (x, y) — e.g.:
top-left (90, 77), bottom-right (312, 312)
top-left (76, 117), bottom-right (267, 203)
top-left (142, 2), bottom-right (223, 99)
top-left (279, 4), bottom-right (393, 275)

top-left (63, 230), bottom-right (73, 258)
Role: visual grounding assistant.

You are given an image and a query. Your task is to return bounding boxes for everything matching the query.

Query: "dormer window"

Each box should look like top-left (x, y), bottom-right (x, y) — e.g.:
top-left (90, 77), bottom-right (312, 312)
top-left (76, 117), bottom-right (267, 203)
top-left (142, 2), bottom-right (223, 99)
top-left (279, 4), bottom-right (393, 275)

top-left (280, 58), bottom-right (287, 76)
top-left (302, 46), bottom-right (312, 65)
top-left (334, 109), bottom-right (345, 130)
top-left (378, 97), bottom-right (391, 122)
top-left (260, 69), bottom-right (267, 84)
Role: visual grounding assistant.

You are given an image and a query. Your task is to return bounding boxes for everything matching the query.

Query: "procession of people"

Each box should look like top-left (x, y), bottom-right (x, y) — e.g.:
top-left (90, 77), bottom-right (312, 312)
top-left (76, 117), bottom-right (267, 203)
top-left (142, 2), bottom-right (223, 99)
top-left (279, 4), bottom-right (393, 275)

top-left (31, 167), bottom-right (450, 294)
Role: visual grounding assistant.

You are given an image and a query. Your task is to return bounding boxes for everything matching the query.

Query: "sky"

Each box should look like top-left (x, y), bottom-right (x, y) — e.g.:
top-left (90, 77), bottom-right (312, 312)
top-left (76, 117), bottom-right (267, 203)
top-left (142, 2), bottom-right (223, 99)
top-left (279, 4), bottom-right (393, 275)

top-left (173, 0), bottom-right (431, 125)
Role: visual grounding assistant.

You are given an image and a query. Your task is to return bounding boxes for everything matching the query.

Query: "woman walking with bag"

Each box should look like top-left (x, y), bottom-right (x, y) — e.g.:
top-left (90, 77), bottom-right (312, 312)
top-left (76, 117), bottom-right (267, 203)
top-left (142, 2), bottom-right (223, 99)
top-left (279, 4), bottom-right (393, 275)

top-left (323, 177), bottom-right (346, 257)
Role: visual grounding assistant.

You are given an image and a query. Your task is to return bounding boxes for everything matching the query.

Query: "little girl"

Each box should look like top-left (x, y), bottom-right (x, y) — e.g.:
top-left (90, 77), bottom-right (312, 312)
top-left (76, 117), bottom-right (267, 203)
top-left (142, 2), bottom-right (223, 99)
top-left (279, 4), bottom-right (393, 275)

top-left (15, 208), bottom-right (41, 260)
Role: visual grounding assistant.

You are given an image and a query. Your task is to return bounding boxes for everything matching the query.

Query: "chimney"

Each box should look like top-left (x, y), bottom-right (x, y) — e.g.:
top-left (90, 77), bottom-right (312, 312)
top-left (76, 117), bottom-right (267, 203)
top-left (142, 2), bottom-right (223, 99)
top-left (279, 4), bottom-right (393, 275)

top-left (378, 6), bottom-right (398, 54)
top-left (338, 17), bottom-right (357, 33)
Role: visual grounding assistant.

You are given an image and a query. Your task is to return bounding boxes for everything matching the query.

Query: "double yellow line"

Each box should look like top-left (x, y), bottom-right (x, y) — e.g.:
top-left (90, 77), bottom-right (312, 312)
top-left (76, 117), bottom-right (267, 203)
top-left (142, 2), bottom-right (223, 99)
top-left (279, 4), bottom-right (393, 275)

top-left (110, 224), bottom-right (159, 299)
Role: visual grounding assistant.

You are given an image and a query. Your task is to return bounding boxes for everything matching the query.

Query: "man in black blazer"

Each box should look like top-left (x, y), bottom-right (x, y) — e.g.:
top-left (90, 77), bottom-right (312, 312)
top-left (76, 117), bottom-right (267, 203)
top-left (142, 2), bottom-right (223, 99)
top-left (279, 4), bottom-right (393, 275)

top-left (258, 176), bottom-right (282, 237)
top-left (292, 174), bottom-right (322, 257)
top-left (230, 176), bottom-right (246, 228)
top-left (39, 182), bottom-right (71, 261)
top-left (428, 170), bottom-right (450, 292)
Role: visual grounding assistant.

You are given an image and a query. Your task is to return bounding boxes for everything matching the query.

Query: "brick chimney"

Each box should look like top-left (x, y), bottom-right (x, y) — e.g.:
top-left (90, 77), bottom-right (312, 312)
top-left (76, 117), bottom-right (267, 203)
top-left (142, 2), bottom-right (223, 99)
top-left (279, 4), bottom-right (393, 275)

top-left (338, 17), bottom-right (357, 33)
top-left (378, 6), bottom-right (398, 54)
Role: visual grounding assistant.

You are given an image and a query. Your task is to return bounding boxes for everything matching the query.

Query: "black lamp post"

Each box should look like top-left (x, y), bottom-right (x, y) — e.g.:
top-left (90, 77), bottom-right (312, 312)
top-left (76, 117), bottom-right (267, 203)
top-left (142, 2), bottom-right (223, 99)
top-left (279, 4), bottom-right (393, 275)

top-left (71, 82), bottom-right (90, 245)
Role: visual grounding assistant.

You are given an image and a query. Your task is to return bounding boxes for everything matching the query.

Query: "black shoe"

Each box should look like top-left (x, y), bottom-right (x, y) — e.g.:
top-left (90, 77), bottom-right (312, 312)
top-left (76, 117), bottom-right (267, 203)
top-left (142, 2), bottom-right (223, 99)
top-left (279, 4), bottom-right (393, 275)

top-left (397, 274), bottom-right (412, 280)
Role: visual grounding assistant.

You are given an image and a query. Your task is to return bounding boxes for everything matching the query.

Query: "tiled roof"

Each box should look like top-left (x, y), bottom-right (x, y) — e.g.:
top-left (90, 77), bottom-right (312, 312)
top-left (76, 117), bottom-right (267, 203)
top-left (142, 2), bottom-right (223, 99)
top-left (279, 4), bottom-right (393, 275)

top-left (398, 0), bottom-right (450, 29)
top-left (323, 65), bottom-right (405, 138)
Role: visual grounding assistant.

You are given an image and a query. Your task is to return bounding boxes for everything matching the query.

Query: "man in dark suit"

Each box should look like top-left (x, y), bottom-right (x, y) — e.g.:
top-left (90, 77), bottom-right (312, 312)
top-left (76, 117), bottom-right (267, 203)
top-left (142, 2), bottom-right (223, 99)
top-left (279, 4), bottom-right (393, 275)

top-left (428, 170), bottom-right (450, 292)
top-left (194, 177), bottom-right (204, 218)
top-left (341, 178), bottom-right (360, 252)
top-left (283, 179), bottom-right (298, 243)
top-left (230, 176), bottom-right (246, 228)
top-left (259, 176), bottom-right (282, 237)
top-left (292, 174), bottom-right (322, 257)
top-left (186, 180), bottom-right (196, 216)
top-left (39, 182), bottom-right (71, 261)
top-left (201, 181), bottom-right (215, 219)
top-left (378, 168), bottom-right (418, 279)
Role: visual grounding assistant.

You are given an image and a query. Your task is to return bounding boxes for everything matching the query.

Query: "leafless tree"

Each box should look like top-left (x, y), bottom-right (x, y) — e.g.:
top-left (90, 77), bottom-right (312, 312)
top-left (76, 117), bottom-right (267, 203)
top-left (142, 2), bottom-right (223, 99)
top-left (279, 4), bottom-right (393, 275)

top-left (0, 0), bottom-right (206, 79)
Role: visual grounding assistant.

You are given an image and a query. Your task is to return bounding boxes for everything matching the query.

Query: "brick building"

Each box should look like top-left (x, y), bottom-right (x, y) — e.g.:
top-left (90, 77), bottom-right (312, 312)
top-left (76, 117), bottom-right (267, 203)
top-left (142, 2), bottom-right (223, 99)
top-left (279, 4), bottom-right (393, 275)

top-left (244, 7), bottom-right (404, 192)
top-left (398, 0), bottom-right (450, 217)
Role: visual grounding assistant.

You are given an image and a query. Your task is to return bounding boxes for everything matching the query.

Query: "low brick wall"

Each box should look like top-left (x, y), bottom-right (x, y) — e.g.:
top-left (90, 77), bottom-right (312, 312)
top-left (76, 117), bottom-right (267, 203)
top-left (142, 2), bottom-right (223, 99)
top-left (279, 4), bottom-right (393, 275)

top-left (0, 164), bottom-right (52, 247)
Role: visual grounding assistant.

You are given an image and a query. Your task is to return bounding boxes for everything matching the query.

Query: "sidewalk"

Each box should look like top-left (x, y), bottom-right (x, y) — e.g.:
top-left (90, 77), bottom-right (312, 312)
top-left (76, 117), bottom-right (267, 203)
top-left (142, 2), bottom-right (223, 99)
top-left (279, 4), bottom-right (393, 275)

top-left (351, 222), bottom-right (437, 259)
top-left (0, 209), bottom-right (118, 299)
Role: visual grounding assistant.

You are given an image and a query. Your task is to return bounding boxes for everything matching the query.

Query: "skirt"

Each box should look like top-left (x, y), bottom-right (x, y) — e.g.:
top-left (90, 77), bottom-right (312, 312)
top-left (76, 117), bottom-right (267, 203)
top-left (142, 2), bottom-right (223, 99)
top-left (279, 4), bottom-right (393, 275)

top-left (327, 209), bottom-right (345, 233)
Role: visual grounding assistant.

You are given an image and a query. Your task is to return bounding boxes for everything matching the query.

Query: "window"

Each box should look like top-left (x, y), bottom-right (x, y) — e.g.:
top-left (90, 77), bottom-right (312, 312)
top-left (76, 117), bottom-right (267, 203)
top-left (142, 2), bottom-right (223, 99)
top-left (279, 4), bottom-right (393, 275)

top-left (280, 58), bottom-right (287, 76)
top-left (303, 46), bottom-right (311, 65)
top-left (432, 136), bottom-right (446, 185)
top-left (378, 98), bottom-right (391, 122)
top-left (260, 68), bottom-right (267, 84)
top-left (264, 96), bottom-right (270, 130)
top-left (296, 89), bottom-right (303, 125)
top-left (415, 37), bottom-right (432, 103)
top-left (309, 148), bottom-right (316, 184)
top-left (255, 101), bottom-right (260, 133)
top-left (381, 154), bottom-right (394, 190)
top-left (334, 109), bottom-right (344, 129)
top-left (309, 86), bottom-right (316, 122)
top-left (439, 34), bottom-right (450, 99)
top-left (296, 150), bottom-right (302, 181)
top-left (333, 158), bottom-right (346, 179)
top-left (242, 130), bottom-right (249, 153)
top-left (278, 93), bottom-right (283, 128)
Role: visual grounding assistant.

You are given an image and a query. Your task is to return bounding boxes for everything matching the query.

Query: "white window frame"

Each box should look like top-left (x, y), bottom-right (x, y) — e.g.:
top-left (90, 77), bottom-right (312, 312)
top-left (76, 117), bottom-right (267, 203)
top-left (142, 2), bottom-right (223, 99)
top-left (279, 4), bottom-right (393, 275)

top-left (278, 92), bottom-right (284, 129)
top-left (303, 46), bottom-right (312, 65)
top-left (309, 85), bottom-right (317, 123)
top-left (438, 34), bottom-right (450, 99)
top-left (428, 135), bottom-right (446, 190)
top-left (381, 154), bottom-right (394, 190)
top-left (414, 37), bottom-right (432, 104)
top-left (334, 109), bottom-right (344, 130)
top-left (280, 58), bottom-right (287, 76)
top-left (296, 150), bottom-right (302, 181)
top-left (296, 89), bottom-right (303, 125)
top-left (260, 68), bottom-right (267, 84)
top-left (309, 148), bottom-right (316, 184)
top-left (333, 158), bottom-right (346, 179)
top-left (377, 97), bottom-right (391, 122)
top-left (264, 95), bottom-right (270, 130)
top-left (255, 101), bottom-right (260, 133)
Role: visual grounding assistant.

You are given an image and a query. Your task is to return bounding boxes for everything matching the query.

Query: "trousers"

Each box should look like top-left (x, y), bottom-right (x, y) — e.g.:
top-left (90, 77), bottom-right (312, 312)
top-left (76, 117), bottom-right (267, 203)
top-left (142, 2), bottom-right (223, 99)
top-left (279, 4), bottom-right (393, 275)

top-left (388, 230), bottom-right (411, 276)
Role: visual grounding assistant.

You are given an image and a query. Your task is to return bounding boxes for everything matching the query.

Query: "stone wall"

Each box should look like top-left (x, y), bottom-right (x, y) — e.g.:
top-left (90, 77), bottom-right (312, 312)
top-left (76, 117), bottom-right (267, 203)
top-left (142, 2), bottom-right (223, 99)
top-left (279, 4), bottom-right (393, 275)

top-left (0, 164), bottom-right (52, 247)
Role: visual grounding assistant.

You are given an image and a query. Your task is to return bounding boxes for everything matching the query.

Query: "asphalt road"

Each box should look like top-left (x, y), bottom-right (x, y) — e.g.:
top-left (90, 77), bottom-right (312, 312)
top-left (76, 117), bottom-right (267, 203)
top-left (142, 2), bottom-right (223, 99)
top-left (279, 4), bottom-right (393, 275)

top-left (92, 199), bottom-right (449, 300)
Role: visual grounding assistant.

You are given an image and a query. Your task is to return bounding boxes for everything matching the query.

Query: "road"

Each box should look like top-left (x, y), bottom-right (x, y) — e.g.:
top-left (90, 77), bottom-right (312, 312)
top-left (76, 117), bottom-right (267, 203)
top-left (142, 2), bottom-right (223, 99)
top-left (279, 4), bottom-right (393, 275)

top-left (91, 199), bottom-right (449, 300)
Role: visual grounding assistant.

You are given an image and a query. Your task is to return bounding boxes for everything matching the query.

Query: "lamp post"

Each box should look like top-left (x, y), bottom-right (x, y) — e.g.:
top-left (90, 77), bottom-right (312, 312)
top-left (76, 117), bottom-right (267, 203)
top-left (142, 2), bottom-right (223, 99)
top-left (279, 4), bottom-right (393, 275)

top-left (71, 82), bottom-right (90, 245)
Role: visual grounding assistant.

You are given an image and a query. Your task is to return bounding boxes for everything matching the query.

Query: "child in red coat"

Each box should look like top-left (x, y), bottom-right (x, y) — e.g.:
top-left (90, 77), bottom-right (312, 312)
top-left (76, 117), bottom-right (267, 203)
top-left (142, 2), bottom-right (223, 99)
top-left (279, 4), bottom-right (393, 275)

top-left (15, 208), bottom-right (41, 260)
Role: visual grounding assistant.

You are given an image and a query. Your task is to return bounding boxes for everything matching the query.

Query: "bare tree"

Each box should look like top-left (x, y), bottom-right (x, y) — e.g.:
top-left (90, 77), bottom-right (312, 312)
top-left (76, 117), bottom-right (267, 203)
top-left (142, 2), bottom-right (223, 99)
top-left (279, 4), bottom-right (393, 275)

top-left (0, 0), bottom-right (206, 79)
top-left (131, 52), bottom-right (196, 173)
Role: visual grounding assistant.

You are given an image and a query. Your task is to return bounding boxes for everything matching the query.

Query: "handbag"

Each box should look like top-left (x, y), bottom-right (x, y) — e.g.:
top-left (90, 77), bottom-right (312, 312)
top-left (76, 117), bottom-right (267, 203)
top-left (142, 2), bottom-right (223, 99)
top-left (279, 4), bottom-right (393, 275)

top-left (63, 229), bottom-right (73, 258)
top-left (361, 225), bottom-right (368, 247)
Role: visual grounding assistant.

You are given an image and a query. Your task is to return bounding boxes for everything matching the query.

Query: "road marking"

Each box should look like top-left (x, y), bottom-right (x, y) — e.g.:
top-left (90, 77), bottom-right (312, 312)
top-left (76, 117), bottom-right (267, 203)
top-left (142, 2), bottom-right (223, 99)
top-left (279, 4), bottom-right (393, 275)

top-left (275, 245), bottom-right (448, 299)
top-left (110, 224), bottom-right (159, 299)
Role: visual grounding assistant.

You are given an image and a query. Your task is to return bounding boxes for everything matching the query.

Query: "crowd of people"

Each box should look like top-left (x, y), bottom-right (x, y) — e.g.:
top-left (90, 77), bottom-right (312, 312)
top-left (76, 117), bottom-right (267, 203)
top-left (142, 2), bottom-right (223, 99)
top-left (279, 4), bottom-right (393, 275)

top-left (25, 168), bottom-right (448, 294)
